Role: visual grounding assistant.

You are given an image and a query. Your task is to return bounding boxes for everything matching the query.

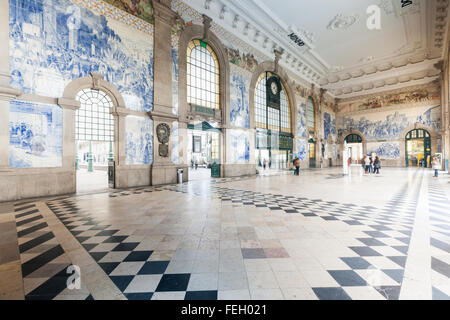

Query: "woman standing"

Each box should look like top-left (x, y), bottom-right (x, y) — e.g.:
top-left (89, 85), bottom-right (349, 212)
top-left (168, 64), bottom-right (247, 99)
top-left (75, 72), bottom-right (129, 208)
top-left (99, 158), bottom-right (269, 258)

top-left (373, 156), bottom-right (381, 174)
top-left (432, 157), bottom-right (441, 178)
top-left (364, 156), bottom-right (371, 175)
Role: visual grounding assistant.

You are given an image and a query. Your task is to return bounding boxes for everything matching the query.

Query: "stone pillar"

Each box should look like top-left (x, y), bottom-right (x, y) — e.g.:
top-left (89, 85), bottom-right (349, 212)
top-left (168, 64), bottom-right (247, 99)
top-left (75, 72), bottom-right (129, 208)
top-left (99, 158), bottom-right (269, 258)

top-left (151, 0), bottom-right (186, 185)
top-left (57, 98), bottom-right (80, 193)
top-left (0, 0), bottom-right (22, 172)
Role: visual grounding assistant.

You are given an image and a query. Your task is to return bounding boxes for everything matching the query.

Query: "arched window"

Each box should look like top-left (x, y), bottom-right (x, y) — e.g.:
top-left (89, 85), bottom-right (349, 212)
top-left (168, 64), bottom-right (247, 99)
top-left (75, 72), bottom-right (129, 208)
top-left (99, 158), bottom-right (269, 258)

top-left (75, 89), bottom-right (114, 142)
top-left (254, 72), bottom-right (291, 133)
top-left (307, 97), bottom-right (315, 132)
top-left (187, 39), bottom-right (220, 110)
top-left (345, 134), bottom-right (362, 144)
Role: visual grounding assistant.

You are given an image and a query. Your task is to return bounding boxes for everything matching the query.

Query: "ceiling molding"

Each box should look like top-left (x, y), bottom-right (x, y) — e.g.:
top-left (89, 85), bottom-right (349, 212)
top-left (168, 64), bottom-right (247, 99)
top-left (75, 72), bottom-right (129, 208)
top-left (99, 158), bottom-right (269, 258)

top-left (180, 0), bottom-right (449, 98)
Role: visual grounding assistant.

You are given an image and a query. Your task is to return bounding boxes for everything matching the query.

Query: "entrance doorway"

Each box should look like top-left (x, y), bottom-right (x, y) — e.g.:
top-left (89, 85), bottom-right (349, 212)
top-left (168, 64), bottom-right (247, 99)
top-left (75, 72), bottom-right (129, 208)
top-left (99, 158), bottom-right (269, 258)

top-left (75, 89), bottom-right (115, 193)
top-left (405, 129), bottom-right (431, 168)
top-left (187, 122), bottom-right (221, 181)
top-left (345, 134), bottom-right (363, 164)
top-left (309, 139), bottom-right (316, 168)
top-left (255, 130), bottom-right (293, 173)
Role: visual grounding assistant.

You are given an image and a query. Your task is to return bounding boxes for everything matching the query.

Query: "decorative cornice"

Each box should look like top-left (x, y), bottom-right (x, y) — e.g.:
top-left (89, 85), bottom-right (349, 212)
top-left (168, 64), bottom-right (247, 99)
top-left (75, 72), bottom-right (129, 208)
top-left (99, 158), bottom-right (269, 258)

top-left (57, 97), bottom-right (81, 110)
top-left (152, 0), bottom-right (177, 25)
top-left (0, 86), bottom-right (22, 102)
top-left (202, 14), bottom-right (213, 42)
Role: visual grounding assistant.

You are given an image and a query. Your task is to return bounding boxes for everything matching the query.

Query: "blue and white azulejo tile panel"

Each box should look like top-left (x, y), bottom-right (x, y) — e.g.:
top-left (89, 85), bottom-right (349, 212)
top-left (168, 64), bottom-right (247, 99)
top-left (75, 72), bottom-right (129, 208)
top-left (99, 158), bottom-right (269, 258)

top-left (172, 36), bottom-right (179, 116)
top-left (125, 116), bottom-right (153, 165)
top-left (297, 103), bottom-right (307, 139)
top-left (9, 0), bottom-right (154, 112)
top-left (324, 112), bottom-right (336, 141)
top-left (229, 130), bottom-right (250, 164)
top-left (172, 121), bottom-right (179, 164)
top-left (230, 65), bottom-right (250, 129)
top-left (367, 142), bottom-right (401, 160)
top-left (337, 105), bottom-right (441, 141)
top-left (9, 100), bottom-right (63, 168)
top-left (297, 139), bottom-right (307, 161)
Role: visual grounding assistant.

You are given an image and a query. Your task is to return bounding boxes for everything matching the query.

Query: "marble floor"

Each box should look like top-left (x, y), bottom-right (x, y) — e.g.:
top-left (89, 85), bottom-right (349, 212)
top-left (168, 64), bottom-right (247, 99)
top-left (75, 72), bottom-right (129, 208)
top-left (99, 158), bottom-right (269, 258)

top-left (0, 167), bottom-right (449, 300)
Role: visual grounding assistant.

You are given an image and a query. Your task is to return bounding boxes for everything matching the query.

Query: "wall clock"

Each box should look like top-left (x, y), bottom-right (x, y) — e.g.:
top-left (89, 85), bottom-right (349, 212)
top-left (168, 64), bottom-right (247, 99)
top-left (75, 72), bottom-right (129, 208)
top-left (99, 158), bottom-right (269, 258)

top-left (266, 76), bottom-right (281, 110)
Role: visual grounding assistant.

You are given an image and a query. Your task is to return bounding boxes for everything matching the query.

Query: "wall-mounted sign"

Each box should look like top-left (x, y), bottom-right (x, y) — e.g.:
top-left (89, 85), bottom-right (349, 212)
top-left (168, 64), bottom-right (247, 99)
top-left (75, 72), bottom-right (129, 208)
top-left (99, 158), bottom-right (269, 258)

top-left (193, 136), bottom-right (202, 153)
top-left (288, 32), bottom-right (305, 47)
top-left (401, 0), bottom-right (413, 8)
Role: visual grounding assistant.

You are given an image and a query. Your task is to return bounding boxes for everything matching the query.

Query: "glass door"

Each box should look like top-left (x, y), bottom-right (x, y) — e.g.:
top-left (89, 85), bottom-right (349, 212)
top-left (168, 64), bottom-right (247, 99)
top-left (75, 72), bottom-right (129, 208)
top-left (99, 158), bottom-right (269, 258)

top-left (309, 139), bottom-right (316, 168)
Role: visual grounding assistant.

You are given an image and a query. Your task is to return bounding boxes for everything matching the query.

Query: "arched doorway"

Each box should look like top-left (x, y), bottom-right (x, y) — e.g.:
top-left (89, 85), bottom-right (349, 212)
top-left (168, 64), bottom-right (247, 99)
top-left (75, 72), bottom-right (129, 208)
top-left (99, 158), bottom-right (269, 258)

top-left (187, 121), bottom-right (221, 180)
top-left (405, 129), bottom-right (431, 168)
top-left (75, 88), bottom-right (115, 193)
top-left (345, 134), bottom-right (363, 165)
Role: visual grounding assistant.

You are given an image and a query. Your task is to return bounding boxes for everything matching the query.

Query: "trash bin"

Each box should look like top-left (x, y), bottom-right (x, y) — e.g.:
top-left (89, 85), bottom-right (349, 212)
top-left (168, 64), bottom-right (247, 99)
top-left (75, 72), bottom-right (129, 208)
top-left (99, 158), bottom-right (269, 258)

top-left (177, 169), bottom-right (184, 184)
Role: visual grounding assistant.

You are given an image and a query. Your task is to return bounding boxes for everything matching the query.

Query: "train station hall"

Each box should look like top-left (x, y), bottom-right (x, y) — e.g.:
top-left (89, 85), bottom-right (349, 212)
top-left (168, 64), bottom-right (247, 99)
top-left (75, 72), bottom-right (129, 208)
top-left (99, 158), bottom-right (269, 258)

top-left (0, 0), bottom-right (449, 301)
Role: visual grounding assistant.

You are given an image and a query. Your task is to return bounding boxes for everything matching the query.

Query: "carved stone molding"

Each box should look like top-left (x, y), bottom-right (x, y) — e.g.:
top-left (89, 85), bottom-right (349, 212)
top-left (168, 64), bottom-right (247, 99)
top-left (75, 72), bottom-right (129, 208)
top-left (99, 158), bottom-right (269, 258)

top-left (202, 14), bottom-right (213, 42)
top-left (152, 0), bottom-right (177, 26)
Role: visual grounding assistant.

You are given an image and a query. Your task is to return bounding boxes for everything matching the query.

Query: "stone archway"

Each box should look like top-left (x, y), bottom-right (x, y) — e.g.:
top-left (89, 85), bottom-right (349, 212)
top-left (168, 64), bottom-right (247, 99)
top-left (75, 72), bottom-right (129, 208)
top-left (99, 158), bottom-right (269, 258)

top-left (400, 123), bottom-right (438, 168)
top-left (58, 73), bottom-right (128, 191)
top-left (178, 25), bottom-right (230, 178)
top-left (339, 129), bottom-right (367, 165)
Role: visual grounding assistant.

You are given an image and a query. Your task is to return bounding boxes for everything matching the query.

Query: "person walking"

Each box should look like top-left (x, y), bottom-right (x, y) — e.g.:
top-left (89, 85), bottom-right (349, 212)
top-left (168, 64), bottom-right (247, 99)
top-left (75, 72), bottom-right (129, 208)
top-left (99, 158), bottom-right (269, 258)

top-left (373, 156), bottom-right (381, 174)
top-left (293, 158), bottom-right (300, 176)
top-left (432, 157), bottom-right (441, 178)
top-left (369, 156), bottom-right (374, 173)
top-left (364, 155), bottom-right (371, 175)
top-left (263, 159), bottom-right (267, 170)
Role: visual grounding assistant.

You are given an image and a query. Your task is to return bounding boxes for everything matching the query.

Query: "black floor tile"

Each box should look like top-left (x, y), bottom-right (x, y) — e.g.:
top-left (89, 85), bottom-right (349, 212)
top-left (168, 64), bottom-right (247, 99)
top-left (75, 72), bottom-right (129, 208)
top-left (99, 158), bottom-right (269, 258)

top-left (328, 270), bottom-right (367, 287)
top-left (341, 257), bottom-right (372, 270)
top-left (156, 274), bottom-right (191, 292)
top-left (313, 287), bottom-right (352, 300)
top-left (124, 251), bottom-right (153, 262)
top-left (185, 291), bottom-right (218, 300)
top-left (19, 232), bottom-right (54, 254)
top-left (21, 245), bottom-right (65, 277)
top-left (138, 261), bottom-right (170, 275)
top-left (349, 246), bottom-right (382, 257)
top-left (125, 293), bottom-right (154, 300)
top-left (110, 276), bottom-right (135, 292)
top-left (112, 242), bottom-right (140, 252)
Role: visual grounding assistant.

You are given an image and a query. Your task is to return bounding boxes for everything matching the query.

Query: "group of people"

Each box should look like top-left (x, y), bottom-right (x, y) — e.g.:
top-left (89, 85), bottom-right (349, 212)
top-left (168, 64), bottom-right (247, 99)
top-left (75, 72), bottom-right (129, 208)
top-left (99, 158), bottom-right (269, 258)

top-left (362, 155), bottom-right (381, 175)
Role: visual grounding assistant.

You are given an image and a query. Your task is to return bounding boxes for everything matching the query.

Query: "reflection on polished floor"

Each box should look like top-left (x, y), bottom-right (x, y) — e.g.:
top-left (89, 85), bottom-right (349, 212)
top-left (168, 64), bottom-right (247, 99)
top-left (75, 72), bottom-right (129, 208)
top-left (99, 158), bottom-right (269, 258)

top-left (0, 167), bottom-right (449, 300)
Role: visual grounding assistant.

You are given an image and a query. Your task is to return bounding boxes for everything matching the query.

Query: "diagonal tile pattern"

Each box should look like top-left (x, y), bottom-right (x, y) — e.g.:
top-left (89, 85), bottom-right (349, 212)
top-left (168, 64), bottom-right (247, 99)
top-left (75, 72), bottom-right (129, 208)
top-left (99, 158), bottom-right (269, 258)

top-left (2, 168), bottom-right (449, 300)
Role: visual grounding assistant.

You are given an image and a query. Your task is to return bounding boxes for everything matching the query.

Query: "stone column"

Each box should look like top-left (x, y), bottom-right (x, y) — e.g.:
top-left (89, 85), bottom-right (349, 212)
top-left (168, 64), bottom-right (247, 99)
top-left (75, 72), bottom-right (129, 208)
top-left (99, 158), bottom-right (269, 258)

top-left (151, 0), bottom-right (182, 185)
top-left (57, 98), bottom-right (80, 193)
top-left (0, 0), bottom-right (22, 172)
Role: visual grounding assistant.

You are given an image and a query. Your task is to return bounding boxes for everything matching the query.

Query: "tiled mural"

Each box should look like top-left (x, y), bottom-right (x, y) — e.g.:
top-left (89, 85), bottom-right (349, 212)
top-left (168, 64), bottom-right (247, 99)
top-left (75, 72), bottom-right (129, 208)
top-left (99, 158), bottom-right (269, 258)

top-left (338, 85), bottom-right (440, 113)
top-left (9, 0), bottom-right (154, 112)
top-left (367, 142), bottom-right (401, 160)
top-left (324, 111), bottom-right (336, 141)
top-left (296, 139), bottom-right (307, 161)
top-left (230, 65), bottom-right (250, 129)
top-left (9, 100), bottom-right (63, 168)
top-left (229, 130), bottom-right (250, 164)
top-left (125, 116), bottom-right (153, 165)
top-left (172, 35), bottom-right (179, 116)
top-left (337, 105), bottom-right (441, 141)
top-left (172, 121), bottom-right (179, 164)
top-left (297, 103), bottom-right (307, 139)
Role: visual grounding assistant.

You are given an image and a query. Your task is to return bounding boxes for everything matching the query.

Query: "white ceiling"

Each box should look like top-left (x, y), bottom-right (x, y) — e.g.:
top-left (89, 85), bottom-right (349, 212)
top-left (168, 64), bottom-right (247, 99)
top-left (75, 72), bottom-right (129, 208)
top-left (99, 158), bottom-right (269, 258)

top-left (257, 0), bottom-right (416, 69)
top-left (183, 0), bottom-right (449, 98)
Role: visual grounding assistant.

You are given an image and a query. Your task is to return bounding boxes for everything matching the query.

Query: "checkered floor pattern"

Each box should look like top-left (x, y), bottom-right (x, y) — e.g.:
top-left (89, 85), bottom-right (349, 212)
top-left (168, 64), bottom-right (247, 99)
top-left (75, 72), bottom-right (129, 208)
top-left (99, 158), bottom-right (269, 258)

top-left (13, 201), bottom-right (92, 300)
top-left (39, 171), bottom-right (425, 300)
top-left (427, 178), bottom-right (450, 300)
